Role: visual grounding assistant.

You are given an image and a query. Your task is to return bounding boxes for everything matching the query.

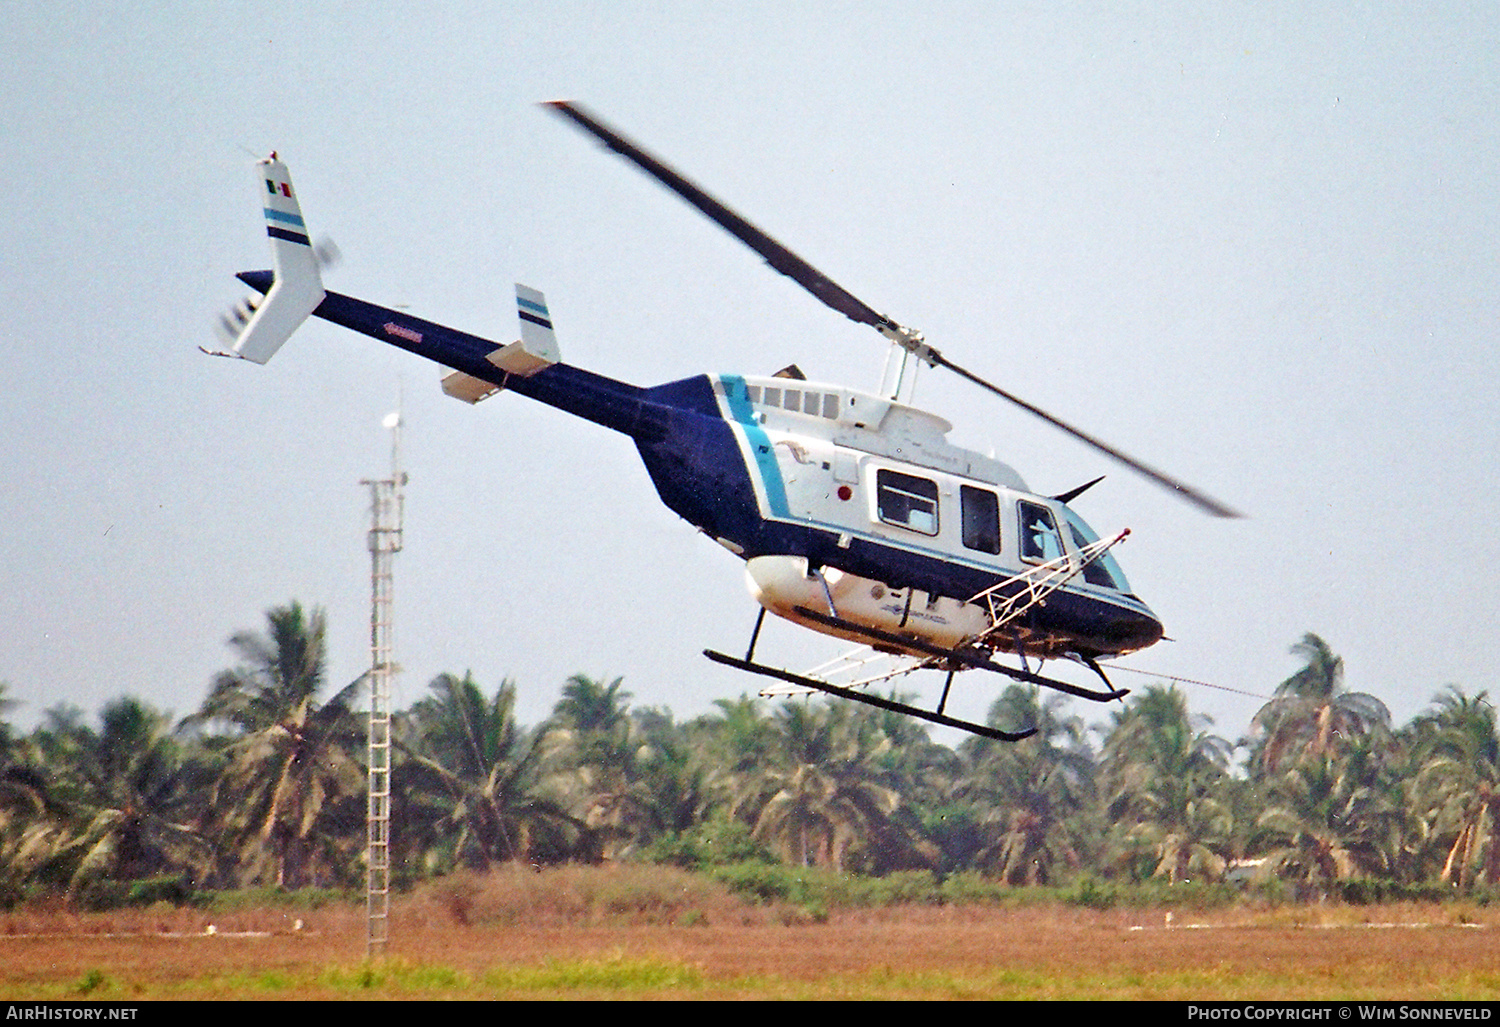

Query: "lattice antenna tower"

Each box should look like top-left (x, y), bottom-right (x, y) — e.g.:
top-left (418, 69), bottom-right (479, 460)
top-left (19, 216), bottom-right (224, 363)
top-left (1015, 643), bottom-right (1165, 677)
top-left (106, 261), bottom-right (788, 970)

top-left (361, 409), bottom-right (405, 959)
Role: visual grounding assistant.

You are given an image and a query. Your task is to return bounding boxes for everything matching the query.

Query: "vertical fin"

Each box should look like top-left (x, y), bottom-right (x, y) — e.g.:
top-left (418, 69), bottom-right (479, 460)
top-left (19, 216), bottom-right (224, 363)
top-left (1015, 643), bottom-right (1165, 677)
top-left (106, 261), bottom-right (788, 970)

top-left (212, 155), bottom-right (326, 363)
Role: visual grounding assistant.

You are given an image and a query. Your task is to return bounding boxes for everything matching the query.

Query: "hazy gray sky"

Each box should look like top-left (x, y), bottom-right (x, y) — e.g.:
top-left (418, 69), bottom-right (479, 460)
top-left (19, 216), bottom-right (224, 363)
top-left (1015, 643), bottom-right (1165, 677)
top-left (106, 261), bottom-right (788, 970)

top-left (2, 2), bottom-right (1496, 747)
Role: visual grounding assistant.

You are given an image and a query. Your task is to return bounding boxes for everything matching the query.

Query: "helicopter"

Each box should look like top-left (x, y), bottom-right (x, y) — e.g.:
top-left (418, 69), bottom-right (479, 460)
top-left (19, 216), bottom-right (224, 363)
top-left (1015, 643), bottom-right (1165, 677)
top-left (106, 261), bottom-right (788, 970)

top-left (210, 101), bottom-right (1240, 742)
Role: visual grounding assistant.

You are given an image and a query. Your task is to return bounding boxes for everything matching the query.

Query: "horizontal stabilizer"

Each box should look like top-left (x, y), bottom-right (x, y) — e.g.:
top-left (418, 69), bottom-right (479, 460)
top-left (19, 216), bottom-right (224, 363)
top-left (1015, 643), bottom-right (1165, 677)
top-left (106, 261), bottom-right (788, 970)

top-left (211, 155), bottom-right (326, 363)
top-left (440, 370), bottom-right (501, 404)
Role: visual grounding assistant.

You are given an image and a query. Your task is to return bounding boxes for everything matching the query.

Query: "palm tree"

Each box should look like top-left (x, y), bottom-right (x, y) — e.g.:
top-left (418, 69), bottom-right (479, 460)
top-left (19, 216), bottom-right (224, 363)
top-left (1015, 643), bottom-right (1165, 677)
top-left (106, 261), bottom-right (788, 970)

top-left (396, 672), bottom-right (580, 870)
top-left (1101, 685), bottom-right (1235, 883)
top-left (852, 694), bottom-right (962, 814)
top-left (551, 674), bottom-right (632, 736)
top-left (0, 683), bottom-right (18, 757)
top-left (727, 699), bottom-right (934, 872)
top-left (1248, 634), bottom-right (1390, 777)
top-left (187, 602), bottom-right (364, 888)
top-left (955, 686), bottom-right (1098, 884)
top-left (618, 706), bottom-right (711, 845)
top-left (0, 683), bottom-right (47, 836)
top-left (1254, 742), bottom-right (1399, 895)
top-left (688, 695), bottom-right (779, 848)
top-left (1, 703), bottom-right (83, 897)
top-left (541, 674), bottom-right (657, 860)
top-left (696, 695), bottom-right (776, 802)
top-left (39, 697), bottom-right (214, 897)
top-left (1411, 687), bottom-right (1500, 888)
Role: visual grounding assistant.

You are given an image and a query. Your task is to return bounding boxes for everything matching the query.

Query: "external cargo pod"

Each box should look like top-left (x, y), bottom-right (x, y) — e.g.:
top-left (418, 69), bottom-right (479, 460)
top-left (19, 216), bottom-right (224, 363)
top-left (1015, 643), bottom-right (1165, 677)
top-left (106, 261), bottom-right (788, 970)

top-left (745, 554), bottom-right (988, 654)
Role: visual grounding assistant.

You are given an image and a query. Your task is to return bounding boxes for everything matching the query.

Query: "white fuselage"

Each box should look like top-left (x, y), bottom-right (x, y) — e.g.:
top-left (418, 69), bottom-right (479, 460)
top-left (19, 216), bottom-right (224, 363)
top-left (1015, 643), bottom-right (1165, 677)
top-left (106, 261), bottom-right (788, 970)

top-left (704, 373), bottom-right (1157, 657)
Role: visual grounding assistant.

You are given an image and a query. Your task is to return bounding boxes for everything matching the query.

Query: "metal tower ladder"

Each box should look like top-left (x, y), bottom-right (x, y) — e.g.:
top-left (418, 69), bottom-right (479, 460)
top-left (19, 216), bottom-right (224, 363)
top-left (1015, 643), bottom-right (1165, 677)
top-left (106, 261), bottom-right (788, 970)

top-left (361, 415), bottom-right (405, 959)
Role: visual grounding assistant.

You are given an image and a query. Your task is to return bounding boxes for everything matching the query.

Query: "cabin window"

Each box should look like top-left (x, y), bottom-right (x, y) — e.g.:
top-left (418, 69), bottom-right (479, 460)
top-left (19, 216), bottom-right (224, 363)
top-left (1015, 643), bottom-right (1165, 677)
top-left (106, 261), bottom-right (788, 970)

top-left (1019, 501), bottom-right (1065, 563)
top-left (1063, 509), bottom-right (1132, 592)
top-left (739, 383), bottom-right (838, 419)
top-left (960, 485), bottom-right (1001, 554)
top-left (876, 470), bottom-right (939, 535)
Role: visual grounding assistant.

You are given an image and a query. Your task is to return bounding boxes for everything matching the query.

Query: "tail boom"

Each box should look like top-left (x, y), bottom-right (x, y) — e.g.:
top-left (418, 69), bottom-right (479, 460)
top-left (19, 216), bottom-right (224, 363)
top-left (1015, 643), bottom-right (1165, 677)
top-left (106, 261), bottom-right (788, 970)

top-left (234, 271), bottom-right (648, 437)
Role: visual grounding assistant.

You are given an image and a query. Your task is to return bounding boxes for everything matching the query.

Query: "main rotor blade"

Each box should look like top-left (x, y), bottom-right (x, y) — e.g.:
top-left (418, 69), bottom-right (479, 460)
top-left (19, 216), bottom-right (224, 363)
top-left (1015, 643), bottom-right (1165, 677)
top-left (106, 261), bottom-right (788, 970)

top-left (930, 350), bottom-right (1243, 518)
top-left (544, 100), bottom-right (904, 334)
top-left (546, 100), bottom-right (1241, 519)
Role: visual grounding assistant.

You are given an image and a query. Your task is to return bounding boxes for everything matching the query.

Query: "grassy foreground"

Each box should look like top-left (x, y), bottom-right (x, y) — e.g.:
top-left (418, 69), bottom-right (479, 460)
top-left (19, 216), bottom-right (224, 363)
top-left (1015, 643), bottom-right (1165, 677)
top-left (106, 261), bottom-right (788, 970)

top-left (15, 957), bottom-right (1500, 1002)
top-left (3, 865), bottom-right (1499, 1001)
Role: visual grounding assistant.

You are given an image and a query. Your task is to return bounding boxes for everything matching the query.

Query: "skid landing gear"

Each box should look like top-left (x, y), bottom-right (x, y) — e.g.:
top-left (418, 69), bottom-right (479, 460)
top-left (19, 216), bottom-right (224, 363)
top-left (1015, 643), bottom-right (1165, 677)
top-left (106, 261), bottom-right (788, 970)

top-left (702, 649), bottom-right (1036, 743)
top-left (704, 603), bottom-right (1131, 744)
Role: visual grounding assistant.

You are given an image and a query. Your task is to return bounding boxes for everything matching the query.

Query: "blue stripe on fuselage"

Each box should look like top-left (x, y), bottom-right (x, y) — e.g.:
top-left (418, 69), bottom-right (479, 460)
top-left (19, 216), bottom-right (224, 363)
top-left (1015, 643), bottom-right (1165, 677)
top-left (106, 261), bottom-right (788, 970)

top-left (719, 375), bottom-right (790, 518)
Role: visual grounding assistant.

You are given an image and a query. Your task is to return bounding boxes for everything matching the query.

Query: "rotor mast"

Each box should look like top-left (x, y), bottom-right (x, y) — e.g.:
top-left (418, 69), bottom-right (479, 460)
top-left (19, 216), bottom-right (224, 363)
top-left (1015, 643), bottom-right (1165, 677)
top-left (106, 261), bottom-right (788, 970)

top-left (877, 324), bottom-right (932, 403)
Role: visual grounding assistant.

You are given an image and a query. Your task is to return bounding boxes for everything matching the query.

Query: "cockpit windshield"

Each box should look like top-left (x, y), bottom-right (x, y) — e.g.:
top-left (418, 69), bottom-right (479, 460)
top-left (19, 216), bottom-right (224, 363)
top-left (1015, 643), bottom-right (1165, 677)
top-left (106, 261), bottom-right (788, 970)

top-left (1062, 508), bottom-right (1133, 594)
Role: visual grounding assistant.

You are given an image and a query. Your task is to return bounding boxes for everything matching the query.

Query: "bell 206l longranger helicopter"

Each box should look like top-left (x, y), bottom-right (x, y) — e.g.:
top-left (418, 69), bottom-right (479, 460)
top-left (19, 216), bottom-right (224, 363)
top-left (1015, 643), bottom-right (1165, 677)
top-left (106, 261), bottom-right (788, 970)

top-left (212, 102), bottom-right (1239, 742)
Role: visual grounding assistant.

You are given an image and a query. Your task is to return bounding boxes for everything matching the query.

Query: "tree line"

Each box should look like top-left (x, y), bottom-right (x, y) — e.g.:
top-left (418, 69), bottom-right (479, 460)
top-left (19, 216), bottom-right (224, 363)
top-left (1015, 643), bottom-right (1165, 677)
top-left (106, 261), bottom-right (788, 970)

top-left (1, 601), bottom-right (1496, 905)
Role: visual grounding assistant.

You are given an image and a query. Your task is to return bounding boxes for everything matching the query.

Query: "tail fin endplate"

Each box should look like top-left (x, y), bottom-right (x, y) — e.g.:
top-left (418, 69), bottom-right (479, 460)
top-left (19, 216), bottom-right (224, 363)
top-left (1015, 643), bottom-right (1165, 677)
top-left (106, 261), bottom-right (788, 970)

top-left (489, 284), bottom-right (560, 375)
top-left (214, 155), bottom-right (326, 363)
top-left (441, 284), bottom-right (561, 404)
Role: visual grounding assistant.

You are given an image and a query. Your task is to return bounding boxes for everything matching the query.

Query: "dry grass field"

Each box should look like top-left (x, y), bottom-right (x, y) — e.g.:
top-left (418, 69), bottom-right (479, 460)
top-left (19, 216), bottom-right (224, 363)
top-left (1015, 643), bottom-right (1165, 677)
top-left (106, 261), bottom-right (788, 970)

top-left (2, 866), bottom-right (1499, 1000)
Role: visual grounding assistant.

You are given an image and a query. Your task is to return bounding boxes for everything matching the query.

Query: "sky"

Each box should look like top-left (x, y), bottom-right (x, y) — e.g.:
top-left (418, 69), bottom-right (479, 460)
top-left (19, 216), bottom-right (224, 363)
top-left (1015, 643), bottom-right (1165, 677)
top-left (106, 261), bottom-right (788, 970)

top-left (1, 2), bottom-right (1496, 753)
